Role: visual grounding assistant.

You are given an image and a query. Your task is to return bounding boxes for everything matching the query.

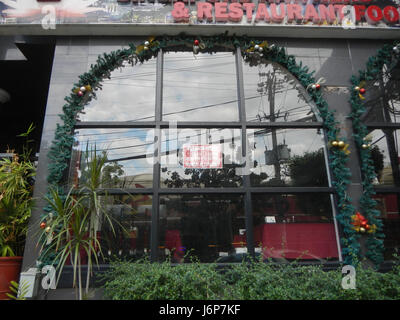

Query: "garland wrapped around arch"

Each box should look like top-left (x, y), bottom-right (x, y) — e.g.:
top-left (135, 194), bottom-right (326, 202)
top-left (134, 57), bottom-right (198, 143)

top-left (349, 42), bottom-right (400, 267)
top-left (38, 34), bottom-right (359, 267)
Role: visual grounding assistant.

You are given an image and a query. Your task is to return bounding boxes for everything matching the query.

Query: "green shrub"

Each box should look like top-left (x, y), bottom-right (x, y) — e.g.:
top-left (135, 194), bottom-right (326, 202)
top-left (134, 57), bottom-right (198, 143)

top-left (101, 257), bottom-right (227, 300)
top-left (101, 257), bottom-right (400, 300)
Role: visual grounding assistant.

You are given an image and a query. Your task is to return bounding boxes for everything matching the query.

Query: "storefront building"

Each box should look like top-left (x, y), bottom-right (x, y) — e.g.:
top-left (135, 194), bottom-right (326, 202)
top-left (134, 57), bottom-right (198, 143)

top-left (1, 0), bottom-right (400, 299)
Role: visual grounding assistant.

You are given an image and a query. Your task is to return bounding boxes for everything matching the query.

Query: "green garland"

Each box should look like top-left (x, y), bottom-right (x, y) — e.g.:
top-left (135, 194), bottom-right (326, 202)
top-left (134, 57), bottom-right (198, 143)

top-left (38, 34), bottom-right (358, 266)
top-left (348, 42), bottom-right (400, 266)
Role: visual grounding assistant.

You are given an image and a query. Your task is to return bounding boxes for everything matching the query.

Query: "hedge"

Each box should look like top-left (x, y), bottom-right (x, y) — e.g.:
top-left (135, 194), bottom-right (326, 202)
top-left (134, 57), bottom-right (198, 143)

top-left (100, 257), bottom-right (400, 300)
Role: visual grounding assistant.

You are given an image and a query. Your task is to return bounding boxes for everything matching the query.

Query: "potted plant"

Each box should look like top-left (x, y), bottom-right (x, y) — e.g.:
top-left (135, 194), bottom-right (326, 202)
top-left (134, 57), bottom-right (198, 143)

top-left (0, 125), bottom-right (36, 299)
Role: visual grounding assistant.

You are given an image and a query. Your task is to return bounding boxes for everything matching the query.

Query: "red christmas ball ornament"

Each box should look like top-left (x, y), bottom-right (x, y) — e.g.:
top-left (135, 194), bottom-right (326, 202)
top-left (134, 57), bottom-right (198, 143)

top-left (78, 91), bottom-right (84, 97)
top-left (365, 224), bottom-right (370, 230)
top-left (194, 39), bottom-right (199, 46)
top-left (361, 220), bottom-right (367, 227)
top-left (40, 222), bottom-right (47, 229)
top-left (315, 83), bottom-right (321, 90)
top-left (359, 88), bottom-right (366, 94)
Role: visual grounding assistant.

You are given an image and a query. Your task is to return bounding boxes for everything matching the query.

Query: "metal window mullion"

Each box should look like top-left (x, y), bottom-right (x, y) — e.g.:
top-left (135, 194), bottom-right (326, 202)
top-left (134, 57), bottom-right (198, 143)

top-left (150, 49), bottom-right (163, 262)
top-left (366, 123), bottom-right (400, 129)
top-left (73, 187), bottom-right (335, 196)
top-left (74, 121), bottom-right (323, 129)
top-left (321, 129), bottom-right (343, 262)
top-left (74, 121), bottom-right (156, 129)
top-left (236, 47), bottom-right (255, 258)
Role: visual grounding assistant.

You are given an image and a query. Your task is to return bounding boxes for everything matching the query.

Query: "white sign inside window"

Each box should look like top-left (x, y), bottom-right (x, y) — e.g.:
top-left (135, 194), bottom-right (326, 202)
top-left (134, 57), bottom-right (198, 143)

top-left (265, 216), bottom-right (276, 224)
top-left (183, 144), bottom-right (223, 169)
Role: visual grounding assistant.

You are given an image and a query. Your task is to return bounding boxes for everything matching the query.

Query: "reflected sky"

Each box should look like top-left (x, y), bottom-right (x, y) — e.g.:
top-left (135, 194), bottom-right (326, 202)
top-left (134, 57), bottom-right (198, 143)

top-left (73, 50), bottom-right (329, 189)
top-left (71, 128), bottom-right (155, 188)
top-left (162, 52), bottom-right (239, 122)
top-left (78, 52), bottom-right (320, 124)
top-left (243, 61), bottom-right (319, 123)
top-left (79, 60), bottom-right (157, 122)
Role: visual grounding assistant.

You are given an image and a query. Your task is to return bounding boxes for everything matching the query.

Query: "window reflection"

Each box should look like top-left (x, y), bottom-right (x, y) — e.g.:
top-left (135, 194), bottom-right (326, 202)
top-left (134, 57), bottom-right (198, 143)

top-left (158, 195), bottom-right (245, 263)
top-left (242, 60), bottom-right (319, 123)
top-left (78, 61), bottom-right (157, 122)
top-left (70, 129), bottom-right (155, 188)
top-left (162, 52), bottom-right (239, 121)
top-left (362, 64), bottom-right (400, 124)
top-left (366, 129), bottom-right (400, 186)
top-left (160, 128), bottom-right (243, 188)
top-left (99, 195), bottom-right (152, 262)
top-left (252, 193), bottom-right (338, 262)
top-left (64, 194), bottom-right (152, 265)
top-left (372, 194), bottom-right (400, 260)
top-left (247, 128), bottom-right (328, 187)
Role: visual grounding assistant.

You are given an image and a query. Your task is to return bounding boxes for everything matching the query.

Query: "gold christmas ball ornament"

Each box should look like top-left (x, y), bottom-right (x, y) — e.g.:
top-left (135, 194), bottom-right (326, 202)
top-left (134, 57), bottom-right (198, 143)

top-left (354, 86), bottom-right (360, 91)
top-left (332, 140), bottom-right (339, 147)
top-left (45, 226), bottom-right (51, 233)
top-left (362, 144), bottom-right (368, 149)
top-left (359, 227), bottom-right (366, 233)
top-left (338, 141), bottom-right (345, 148)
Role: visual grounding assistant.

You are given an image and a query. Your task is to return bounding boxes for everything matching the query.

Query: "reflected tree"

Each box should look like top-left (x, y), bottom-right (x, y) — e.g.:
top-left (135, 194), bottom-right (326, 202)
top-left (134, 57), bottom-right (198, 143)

top-left (287, 149), bottom-right (331, 218)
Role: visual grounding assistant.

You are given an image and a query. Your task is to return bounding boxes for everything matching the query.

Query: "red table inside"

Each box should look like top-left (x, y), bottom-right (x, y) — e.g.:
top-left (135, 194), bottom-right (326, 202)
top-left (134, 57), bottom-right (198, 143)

top-left (261, 223), bottom-right (339, 260)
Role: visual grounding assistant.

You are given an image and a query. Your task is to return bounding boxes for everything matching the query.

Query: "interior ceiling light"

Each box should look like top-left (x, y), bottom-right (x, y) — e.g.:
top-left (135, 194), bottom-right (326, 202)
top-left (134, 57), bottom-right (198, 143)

top-left (0, 88), bottom-right (11, 104)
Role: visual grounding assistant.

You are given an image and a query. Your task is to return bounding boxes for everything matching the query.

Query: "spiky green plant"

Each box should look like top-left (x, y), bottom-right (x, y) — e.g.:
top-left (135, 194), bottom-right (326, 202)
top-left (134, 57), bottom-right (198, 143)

top-left (39, 146), bottom-right (118, 300)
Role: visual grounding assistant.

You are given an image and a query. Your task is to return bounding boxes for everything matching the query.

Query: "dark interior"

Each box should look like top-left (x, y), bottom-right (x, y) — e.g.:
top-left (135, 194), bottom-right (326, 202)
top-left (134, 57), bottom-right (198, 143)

top-left (0, 42), bottom-right (55, 157)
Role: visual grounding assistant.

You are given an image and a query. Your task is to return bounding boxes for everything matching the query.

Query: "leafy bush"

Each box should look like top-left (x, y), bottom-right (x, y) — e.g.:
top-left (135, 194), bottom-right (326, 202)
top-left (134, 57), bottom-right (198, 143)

top-left (0, 125), bottom-right (36, 257)
top-left (101, 257), bottom-right (400, 300)
top-left (101, 257), bottom-right (226, 300)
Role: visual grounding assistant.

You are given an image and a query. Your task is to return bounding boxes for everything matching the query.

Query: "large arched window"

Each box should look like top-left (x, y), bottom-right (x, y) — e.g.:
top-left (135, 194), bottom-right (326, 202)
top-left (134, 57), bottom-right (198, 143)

top-left (68, 46), bottom-right (341, 264)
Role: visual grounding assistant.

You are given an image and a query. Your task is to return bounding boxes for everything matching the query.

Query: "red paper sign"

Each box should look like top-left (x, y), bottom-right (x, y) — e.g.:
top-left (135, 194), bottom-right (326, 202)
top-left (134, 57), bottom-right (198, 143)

top-left (183, 145), bottom-right (222, 169)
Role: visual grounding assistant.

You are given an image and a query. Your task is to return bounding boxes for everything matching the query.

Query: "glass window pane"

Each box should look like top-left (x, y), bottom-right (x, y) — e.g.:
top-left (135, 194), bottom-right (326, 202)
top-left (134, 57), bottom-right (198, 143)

top-left (373, 194), bottom-right (400, 260)
top-left (78, 60), bottom-right (156, 122)
top-left (242, 60), bottom-right (320, 123)
top-left (162, 51), bottom-right (239, 121)
top-left (96, 194), bottom-right (152, 262)
top-left (252, 193), bottom-right (339, 262)
top-left (247, 128), bottom-right (328, 187)
top-left (158, 194), bottom-right (245, 263)
top-left (160, 128), bottom-right (243, 188)
top-left (70, 129), bottom-right (154, 188)
top-left (362, 64), bottom-right (400, 124)
top-left (367, 129), bottom-right (400, 186)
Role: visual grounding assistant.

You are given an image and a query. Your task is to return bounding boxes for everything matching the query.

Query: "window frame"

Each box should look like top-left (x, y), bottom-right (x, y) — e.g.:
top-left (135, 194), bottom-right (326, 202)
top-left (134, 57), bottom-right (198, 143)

top-left (72, 48), bottom-right (343, 263)
top-left (362, 62), bottom-right (400, 193)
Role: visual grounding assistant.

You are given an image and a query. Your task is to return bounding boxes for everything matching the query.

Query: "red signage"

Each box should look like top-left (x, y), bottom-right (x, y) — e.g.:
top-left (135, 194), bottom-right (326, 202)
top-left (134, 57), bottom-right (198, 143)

top-left (171, 0), bottom-right (400, 25)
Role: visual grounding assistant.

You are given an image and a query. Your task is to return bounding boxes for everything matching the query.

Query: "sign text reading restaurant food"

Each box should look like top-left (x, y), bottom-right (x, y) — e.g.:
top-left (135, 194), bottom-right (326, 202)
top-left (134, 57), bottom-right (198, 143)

top-left (168, 0), bottom-right (400, 24)
top-left (28, 0), bottom-right (400, 26)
